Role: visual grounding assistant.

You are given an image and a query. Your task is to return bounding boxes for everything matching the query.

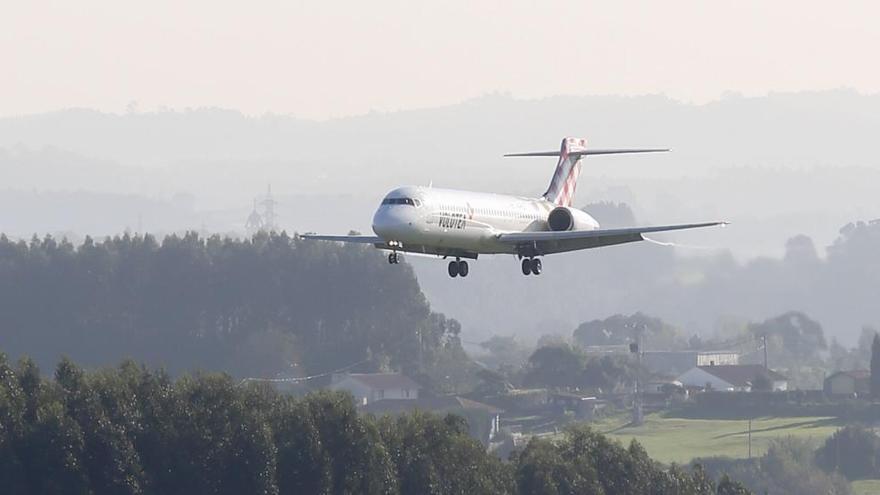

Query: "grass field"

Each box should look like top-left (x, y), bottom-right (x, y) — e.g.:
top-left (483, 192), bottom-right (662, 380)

top-left (853, 479), bottom-right (880, 495)
top-left (585, 413), bottom-right (844, 465)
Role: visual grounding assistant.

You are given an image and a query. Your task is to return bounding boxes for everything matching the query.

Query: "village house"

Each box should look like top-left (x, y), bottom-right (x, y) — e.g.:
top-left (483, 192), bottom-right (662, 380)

top-left (643, 350), bottom-right (740, 375)
top-left (677, 364), bottom-right (788, 392)
top-left (824, 370), bottom-right (871, 398)
top-left (329, 372), bottom-right (420, 405)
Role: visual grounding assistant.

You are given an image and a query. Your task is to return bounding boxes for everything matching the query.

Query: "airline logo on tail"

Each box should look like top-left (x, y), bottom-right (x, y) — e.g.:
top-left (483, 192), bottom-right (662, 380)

top-left (543, 137), bottom-right (587, 207)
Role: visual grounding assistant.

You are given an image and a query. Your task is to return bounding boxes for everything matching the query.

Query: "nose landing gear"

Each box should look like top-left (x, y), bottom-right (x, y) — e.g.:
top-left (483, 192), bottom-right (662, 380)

top-left (447, 259), bottom-right (469, 278)
top-left (521, 257), bottom-right (542, 276)
top-left (388, 252), bottom-right (401, 264)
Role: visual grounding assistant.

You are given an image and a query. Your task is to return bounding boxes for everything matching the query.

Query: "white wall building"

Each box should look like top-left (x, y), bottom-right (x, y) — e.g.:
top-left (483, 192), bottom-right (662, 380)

top-left (329, 373), bottom-right (420, 405)
top-left (677, 365), bottom-right (788, 392)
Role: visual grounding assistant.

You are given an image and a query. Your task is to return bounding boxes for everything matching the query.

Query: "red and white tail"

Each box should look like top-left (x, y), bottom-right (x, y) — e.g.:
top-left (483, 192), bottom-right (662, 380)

top-left (543, 137), bottom-right (587, 207)
top-left (504, 138), bottom-right (670, 207)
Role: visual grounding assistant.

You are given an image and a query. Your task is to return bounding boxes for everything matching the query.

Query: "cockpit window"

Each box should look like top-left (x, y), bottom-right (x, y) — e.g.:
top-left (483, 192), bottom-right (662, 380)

top-left (382, 197), bottom-right (418, 206)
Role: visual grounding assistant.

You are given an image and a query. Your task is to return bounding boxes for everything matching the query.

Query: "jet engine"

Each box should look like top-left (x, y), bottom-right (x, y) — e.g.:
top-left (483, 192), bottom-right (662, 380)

top-left (547, 206), bottom-right (599, 231)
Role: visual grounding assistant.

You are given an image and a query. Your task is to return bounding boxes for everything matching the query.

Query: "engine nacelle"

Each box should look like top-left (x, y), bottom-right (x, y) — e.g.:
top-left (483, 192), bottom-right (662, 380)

top-left (547, 206), bottom-right (599, 231)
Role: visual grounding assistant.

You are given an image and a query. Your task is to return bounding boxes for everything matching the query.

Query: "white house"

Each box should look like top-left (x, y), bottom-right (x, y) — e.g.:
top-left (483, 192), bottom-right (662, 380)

top-left (362, 396), bottom-right (504, 444)
top-left (329, 373), bottom-right (420, 405)
top-left (677, 364), bottom-right (788, 392)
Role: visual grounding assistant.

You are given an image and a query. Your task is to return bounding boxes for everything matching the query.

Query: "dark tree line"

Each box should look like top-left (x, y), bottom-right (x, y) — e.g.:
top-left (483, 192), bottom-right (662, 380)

top-left (0, 352), bottom-right (749, 494)
top-left (816, 425), bottom-right (880, 480)
top-left (522, 343), bottom-right (639, 393)
top-left (0, 232), bottom-right (461, 378)
top-left (698, 437), bottom-right (851, 495)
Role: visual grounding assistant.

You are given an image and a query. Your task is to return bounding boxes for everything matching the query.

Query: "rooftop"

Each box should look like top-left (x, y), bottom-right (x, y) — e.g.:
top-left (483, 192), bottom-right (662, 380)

top-left (827, 369), bottom-right (871, 380)
top-left (361, 396), bottom-right (503, 415)
top-left (340, 373), bottom-right (420, 390)
top-left (696, 364), bottom-right (787, 386)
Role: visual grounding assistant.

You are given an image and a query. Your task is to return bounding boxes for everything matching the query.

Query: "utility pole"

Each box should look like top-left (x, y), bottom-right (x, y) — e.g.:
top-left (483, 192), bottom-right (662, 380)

top-left (630, 328), bottom-right (644, 426)
top-left (762, 334), bottom-right (768, 369)
top-left (748, 418), bottom-right (752, 459)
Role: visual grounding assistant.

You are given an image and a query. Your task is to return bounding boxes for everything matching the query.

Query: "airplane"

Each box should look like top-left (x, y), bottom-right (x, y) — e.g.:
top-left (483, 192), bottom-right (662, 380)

top-left (302, 137), bottom-right (726, 278)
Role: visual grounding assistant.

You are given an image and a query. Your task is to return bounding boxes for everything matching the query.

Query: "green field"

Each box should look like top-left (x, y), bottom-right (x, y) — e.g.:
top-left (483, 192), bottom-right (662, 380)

top-left (586, 413), bottom-right (843, 465)
top-left (854, 479), bottom-right (880, 495)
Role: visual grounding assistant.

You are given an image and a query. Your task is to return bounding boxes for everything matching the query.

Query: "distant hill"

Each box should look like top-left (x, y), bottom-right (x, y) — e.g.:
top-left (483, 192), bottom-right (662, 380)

top-left (0, 91), bottom-right (878, 253)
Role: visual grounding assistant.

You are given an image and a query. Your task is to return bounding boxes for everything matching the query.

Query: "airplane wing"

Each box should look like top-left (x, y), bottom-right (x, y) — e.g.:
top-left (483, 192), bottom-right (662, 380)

top-left (496, 221), bottom-right (726, 254)
top-left (299, 234), bottom-right (384, 244)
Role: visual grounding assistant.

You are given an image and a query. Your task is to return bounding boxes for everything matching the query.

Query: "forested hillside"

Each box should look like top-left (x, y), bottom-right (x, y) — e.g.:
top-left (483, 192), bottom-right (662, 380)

top-left (0, 354), bottom-right (748, 494)
top-left (0, 232), bottom-right (461, 378)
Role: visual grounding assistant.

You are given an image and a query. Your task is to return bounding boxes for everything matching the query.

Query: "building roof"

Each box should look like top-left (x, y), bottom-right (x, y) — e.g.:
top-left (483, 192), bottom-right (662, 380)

top-left (827, 369), bottom-right (871, 381)
top-left (343, 373), bottom-right (420, 390)
top-left (695, 365), bottom-right (787, 387)
top-left (361, 396), bottom-right (503, 415)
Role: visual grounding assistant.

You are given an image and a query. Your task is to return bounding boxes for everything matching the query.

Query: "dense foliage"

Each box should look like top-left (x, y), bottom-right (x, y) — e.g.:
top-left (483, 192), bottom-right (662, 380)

top-left (0, 232), bottom-right (464, 379)
top-left (572, 312), bottom-right (682, 350)
top-left (523, 343), bottom-right (639, 392)
top-left (0, 353), bottom-right (749, 494)
top-left (513, 425), bottom-right (748, 495)
top-left (698, 437), bottom-right (851, 495)
top-left (816, 425), bottom-right (880, 480)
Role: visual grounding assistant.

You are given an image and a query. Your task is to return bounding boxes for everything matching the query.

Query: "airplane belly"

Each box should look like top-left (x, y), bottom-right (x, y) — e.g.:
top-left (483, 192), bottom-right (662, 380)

top-left (414, 214), bottom-right (513, 255)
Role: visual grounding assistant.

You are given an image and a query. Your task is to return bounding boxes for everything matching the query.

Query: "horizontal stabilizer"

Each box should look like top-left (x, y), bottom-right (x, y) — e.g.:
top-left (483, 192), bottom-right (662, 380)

top-left (504, 148), bottom-right (669, 157)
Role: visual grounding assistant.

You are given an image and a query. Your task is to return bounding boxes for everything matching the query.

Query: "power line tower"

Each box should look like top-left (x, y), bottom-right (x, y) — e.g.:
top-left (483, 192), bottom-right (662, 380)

top-left (245, 185), bottom-right (279, 235)
top-left (260, 184), bottom-right (278, 232)
top-left (245, 199), bottom-right (264, 236)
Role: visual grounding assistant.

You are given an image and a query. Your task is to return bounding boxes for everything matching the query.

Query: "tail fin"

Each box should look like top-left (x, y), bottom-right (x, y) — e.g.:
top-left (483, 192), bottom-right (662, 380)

top-left (543, 137), bottom-right (587, 207)
top-left (505, 138), bottom-right (669, 207)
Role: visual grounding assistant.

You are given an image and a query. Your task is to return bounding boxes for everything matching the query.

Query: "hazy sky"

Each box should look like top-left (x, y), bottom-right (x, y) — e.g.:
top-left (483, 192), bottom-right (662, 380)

top-left (3, 1), bottom-right (878, 119)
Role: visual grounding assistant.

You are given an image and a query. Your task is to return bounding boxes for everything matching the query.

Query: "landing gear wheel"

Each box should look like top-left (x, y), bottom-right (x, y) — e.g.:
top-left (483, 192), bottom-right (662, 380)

top-left (388, 252), bottom-right (400, 264)
top-left (530, 258), bottom-right (542, 275)
top-left (458, 261), bottom-right (469, 277)
top-left (521, 258), bottom-right (532, 276)
top-left (448, 261), bottom-right (459, 278)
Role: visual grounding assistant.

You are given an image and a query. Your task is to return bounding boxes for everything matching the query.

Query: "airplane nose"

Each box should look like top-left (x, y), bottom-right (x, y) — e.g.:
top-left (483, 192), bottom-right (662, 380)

top-left (372, 207), bottom-right (413, 239)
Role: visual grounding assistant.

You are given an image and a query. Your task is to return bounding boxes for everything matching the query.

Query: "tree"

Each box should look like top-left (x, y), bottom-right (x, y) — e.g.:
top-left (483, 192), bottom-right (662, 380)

top-left (749, 312), bottom-right (827, 366)
top-left (572, 313), bottom-right (682, 350)
top-left (0, 350), bottom-right (761, 494)
top-left (816, 425), bottom-right (880, 480)
top-left (524, 345), bottom-right (585, 389)
top-left (871, 333), bottom-right (880, 398)
top-left (716, 475), bottom-right (751, 495)
top-left (701, 437), bottom-right (851, 494)
top-left (0, 233), bottom-right (468, 383)
top-left (513, 425), bottom-right (725, 495)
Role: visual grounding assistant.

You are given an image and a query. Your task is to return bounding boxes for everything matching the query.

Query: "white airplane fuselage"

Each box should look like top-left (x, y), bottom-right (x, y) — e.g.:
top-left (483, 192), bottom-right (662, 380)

top-left (371, 185), bottom-right (599, 257)
top-left (304, 137), bottom-right (725, 277)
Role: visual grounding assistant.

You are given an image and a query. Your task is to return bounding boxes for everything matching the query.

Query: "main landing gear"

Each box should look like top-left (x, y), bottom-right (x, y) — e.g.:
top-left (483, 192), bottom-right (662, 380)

top-left (388, 252), bottom-right (401, 264)
top-left (448, 258), bottom-right (469, 278)
top-left (521, 257), bottom-right (542, 276)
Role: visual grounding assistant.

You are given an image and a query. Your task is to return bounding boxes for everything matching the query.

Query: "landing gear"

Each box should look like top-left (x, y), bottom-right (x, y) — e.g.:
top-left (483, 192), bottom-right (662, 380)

top-left (530, 258), bottom-right (542, 275)
top-left (447, 259), bottom-right (469, 278)
top-left (388, 252), bottom-right (401, 264)
top-left (521, 257), bottom-right (542, 276)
